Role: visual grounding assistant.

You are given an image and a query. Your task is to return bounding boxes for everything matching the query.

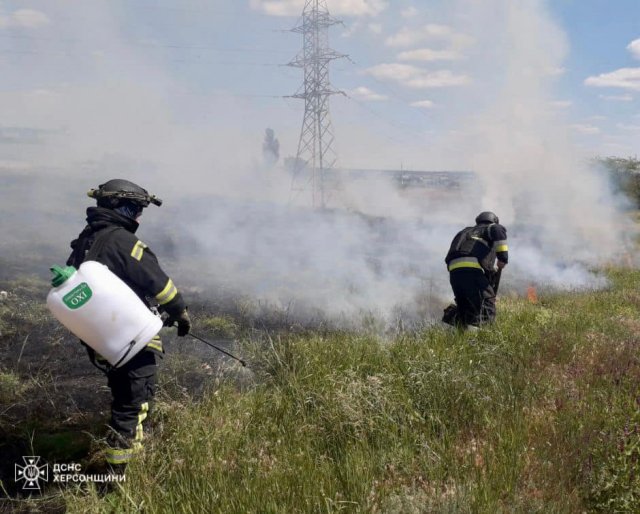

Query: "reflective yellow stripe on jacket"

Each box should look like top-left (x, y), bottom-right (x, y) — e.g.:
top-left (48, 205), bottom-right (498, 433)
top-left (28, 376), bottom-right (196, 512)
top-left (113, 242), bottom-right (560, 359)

top-left (146, 335), bottom-right (163, 353)
top-left (470, 236), bottom-right (490, 247)
top-left (494, 239), bottom-right (509, 252)
top-left (155, 279), bottom-right (178, 306)
top-left (448, 257), bottom-right (483, 272)
top-left (130, 240), bottom-right (147, 261)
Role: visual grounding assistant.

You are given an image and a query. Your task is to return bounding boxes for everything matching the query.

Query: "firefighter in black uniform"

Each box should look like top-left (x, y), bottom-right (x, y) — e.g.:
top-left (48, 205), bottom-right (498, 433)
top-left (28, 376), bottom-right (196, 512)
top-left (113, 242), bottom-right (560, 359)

top-left (443, 211), bottom-right (509, 328)
top-left (67, 179), bottom-right (191, 470)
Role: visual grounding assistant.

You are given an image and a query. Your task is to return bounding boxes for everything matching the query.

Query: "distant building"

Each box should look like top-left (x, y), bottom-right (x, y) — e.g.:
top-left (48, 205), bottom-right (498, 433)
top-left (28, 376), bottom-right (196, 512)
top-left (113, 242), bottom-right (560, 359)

top-left (326, 168), bottom-right (478, 190)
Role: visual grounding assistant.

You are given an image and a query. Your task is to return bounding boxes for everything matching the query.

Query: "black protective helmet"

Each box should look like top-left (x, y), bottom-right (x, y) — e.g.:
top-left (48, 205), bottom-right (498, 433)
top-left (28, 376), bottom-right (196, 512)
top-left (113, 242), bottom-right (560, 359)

top-left (475, 211), bottom-right (499, 225)
top-left (87, 179), bottom-right (163, 209)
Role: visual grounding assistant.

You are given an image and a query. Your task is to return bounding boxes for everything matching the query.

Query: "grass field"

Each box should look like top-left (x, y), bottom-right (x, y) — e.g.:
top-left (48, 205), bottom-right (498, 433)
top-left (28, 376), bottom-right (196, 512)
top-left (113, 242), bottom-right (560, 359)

top-left (2, 267), bottom-right (640, 512)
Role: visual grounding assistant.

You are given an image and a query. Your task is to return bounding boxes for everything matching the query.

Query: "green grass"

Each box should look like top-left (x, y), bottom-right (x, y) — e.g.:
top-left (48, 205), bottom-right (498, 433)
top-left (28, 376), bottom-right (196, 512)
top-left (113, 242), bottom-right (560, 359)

top-left (24, 268), bottom-right (640, 512)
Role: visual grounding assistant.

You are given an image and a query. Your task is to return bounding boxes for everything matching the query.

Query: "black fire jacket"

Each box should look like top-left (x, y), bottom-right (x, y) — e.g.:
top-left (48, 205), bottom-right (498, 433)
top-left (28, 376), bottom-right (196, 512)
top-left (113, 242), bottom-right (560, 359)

top-left (445, 222), bottom-right (509, 272)
top-left (67, 207), bottom-right (186, 317)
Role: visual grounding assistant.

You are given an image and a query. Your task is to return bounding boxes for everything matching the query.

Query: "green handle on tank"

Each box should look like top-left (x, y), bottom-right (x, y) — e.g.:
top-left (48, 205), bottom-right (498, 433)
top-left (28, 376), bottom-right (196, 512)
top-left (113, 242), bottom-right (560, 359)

top-left (50, 265), bottom-right (77, 287)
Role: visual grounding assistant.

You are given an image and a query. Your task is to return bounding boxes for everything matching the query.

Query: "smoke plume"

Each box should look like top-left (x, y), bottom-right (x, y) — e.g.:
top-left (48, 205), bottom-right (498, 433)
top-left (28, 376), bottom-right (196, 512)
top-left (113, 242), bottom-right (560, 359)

top-left (0, 0), bottom-right (633, 328)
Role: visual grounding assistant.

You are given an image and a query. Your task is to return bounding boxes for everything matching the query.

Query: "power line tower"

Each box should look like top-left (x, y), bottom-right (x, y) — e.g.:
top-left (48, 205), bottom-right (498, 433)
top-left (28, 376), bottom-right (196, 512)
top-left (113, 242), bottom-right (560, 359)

top-left (288, 0), bottom-right (347, 209)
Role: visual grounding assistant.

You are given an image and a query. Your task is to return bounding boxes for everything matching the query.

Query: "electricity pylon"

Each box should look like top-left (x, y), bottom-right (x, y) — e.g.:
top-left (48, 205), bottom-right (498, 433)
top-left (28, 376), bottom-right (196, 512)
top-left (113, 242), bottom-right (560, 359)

top-left (288, 0), bottom-right (347, 208)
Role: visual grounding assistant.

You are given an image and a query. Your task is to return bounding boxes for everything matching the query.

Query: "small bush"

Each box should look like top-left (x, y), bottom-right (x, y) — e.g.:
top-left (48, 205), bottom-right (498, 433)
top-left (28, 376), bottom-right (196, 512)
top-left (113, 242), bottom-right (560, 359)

top-left (596, 156), bottom-right (640, 207)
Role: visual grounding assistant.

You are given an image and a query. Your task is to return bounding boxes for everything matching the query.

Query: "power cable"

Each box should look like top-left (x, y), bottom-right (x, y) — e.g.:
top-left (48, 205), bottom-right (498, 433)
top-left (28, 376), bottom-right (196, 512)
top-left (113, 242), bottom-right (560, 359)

top-left (340, 56), bottom-right (439, 122)
top-left (123, 2), bottom-right (285, 19)
top-left (0, 48), bottom-right (284, 69)
top-left (0, 34), bottom-right (291, 54)
top-left (343, 94), bottom-right (429, 144)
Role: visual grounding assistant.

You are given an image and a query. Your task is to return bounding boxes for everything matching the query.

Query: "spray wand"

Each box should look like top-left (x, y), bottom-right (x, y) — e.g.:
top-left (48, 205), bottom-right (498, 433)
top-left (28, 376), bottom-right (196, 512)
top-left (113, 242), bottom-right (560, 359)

top-left (163, 314), bottom-right (248, 367)
top-left (188, 332), bottom-right (247, 368)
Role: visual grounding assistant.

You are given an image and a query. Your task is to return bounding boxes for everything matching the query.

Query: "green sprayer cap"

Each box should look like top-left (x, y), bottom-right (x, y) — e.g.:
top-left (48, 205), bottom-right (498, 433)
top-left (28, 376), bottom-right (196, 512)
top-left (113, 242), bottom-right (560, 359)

top-left (50, 265), bottom-right (77, 287)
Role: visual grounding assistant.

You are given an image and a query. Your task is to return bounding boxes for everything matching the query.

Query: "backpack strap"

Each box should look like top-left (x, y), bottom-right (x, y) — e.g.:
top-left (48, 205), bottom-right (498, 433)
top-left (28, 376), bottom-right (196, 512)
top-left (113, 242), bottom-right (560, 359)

top-left (85, 226), bottom-right (122, 262)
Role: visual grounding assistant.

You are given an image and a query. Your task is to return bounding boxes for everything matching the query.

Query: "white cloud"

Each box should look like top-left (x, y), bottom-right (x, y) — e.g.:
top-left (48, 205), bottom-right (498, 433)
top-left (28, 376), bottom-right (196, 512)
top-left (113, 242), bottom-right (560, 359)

top-left (12, 9), bottom-right (50, 28)
top-left (385, 24), bottom-right (473, 50)
top-left (570, 123), bottom-right (601, 135)
top-left (385, 27), bottom-right (419, 48)
top-left (617, 123), bottom-right (640, 131)
top-left (628, 39), bottom-right (640, 60)
top-left (547, 67), bottom-right (566, 76)
top-left (28, 88), bottom-right (57, 99)
top-left (585, 68), bottom-right (640, 92)
top-left (603, 142), bottom-right (630, 151)
top-left (0, 8), bottom-right (50, 29)
top-left (599, 93), bottom-right (634, 102)
top-left (348, 86), bottom-right (387, 101)
top-left (397, 48), bottom-right (462, 62)
top-left (410, 100), bottom-right (434, 109)
top-left (364, 63), bottom-right (471, 88)
top-left (368, 23), bottom-right (382, 34)
top-left (551, 100), bottom-right (572, 109)
top-left (249, 0), bottom-right (388, 17)
top-left (401, 7), bottom-right (419, 19)
top-left (386, 24), bottom-right (448, 47)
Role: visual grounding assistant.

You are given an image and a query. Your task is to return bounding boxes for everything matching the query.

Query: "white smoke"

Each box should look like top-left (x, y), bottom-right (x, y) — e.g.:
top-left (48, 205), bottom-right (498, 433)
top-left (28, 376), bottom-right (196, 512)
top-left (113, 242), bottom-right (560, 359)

top-left (0, 0), bottom-right (633, 327)
top-left (449, 0), bottom-right (633, 288)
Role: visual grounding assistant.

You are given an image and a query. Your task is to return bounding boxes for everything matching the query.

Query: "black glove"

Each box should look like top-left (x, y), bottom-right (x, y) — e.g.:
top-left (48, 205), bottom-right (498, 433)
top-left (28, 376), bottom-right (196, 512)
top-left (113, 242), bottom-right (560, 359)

top-left (164, 309), bottom-right (191, 337)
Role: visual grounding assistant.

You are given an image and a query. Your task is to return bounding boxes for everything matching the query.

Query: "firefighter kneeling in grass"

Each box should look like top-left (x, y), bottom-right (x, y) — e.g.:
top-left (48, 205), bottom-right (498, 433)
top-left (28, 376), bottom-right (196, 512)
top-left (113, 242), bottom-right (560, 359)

top-left (443, 211), bottom-right (509, 329)
top-left (66, 179), bottom-right (191, 473)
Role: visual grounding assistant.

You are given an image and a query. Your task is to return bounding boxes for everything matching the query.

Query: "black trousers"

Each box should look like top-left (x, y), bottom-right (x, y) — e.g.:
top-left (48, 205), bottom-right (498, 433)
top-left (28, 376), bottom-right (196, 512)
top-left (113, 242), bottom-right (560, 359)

top-left (105, 348), bottom-right (158, 462)
top-left (449, 269), bottom-right (496, 327)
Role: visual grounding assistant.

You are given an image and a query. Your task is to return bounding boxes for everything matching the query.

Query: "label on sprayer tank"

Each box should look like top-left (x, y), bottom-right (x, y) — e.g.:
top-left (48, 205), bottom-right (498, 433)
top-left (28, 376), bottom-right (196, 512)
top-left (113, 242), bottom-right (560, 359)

top-left (63, 283), bottom-right (93, 310)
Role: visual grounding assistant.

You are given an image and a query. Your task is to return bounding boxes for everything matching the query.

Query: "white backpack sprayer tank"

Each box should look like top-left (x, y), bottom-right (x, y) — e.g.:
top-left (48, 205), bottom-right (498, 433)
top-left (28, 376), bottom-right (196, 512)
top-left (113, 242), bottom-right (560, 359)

top-left (46, 262), bottom-right (163, 368)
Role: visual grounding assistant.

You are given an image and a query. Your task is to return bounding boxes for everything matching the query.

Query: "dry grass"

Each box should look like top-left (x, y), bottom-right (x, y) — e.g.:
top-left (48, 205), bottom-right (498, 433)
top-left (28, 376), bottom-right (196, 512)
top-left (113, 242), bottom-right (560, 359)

top-left (2, 269), bottom-right (640, 512)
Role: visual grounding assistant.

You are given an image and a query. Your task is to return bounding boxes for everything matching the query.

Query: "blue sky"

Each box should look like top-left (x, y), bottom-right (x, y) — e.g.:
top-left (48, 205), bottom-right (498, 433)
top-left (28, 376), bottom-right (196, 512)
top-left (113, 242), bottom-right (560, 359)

top-left (550, 0), bottom-right (640, 151)
top-left (0, 0), bottom-right (638, 175)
